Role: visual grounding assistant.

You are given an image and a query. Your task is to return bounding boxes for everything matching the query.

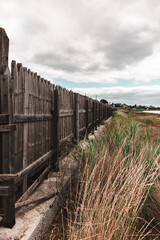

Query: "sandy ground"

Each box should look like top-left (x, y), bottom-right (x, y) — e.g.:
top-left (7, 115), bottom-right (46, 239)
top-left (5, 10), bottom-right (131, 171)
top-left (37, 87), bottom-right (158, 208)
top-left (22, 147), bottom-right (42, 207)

top-left (0, 152), bottom-right (78, 240)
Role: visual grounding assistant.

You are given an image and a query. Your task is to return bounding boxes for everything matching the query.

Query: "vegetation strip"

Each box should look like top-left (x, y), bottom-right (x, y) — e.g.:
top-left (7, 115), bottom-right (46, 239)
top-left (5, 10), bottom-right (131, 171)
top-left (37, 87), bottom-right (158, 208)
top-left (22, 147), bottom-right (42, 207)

top-left (50, 110), bottom-right (160, 240)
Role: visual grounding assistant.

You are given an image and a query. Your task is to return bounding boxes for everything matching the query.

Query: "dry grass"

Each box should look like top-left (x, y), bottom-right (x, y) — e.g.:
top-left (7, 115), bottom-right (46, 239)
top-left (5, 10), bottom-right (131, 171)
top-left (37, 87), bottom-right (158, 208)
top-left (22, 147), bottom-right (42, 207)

top-left (50, 111), bottom-right (160, 240)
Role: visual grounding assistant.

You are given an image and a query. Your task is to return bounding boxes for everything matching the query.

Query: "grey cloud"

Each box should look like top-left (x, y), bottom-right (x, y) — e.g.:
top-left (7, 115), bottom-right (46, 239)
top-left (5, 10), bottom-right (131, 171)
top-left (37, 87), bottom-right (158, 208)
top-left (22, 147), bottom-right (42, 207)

top-left (23, 18), bottom-right (48, 35)
top-left (97, 26), bottom-right (158, 70)
top-left (74, 86), bottom-right (160, 106)
top-left (30, 6), bottom-right (159, 75)
top-left (33, 52), bottom-right (81, 72)
top-left (33, 46), bottom-right (101, 73)
top-left (85, 63), bottom-right (100, 72)
top-left (2, 0), bottom-right (160, 94)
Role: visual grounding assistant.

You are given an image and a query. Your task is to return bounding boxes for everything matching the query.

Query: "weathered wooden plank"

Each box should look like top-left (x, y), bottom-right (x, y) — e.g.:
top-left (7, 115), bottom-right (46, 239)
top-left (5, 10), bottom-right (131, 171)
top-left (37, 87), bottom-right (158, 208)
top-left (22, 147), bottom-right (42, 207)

top-left (0, 114), bottom-right (9, 124)
top-left (35, 73), bottom-right (39, 160)
top-left (0, 174), bottom-right (17, 181)
top-left (59, 112), bottom-right (74, 118)
top-left (17, 63), bottom-right (24, 114)
top-left (9, 121), bottom-right (15, 173)
top-left (47, 83), bottom-right (51, 151)
top-left (0, 186), bottom-right (10, 196)
top-left (95, 101), bottom-right (98, 130)
top-left (8, 71), bottom-right (15, 174)
top-left (0, 133), bottom-right (2, 173)
top-left (85, 98), bottom-right (89, 138)
top-left (23, 68), bottom-right (29, 162)
top-left (100, 103), bottom-right (102, 122)
top-left (38, 76), bottom-right (43, 157)
top-left (22, 67), bottom-right (29, 192)
top-left (0, 75), bottom-right (8, 114)
top-left (0, 28), bottom-right (9, 74)
top-left (48, 82), bottom-right (53, 153)
top-left (17, 64), bottom-right (24, 172)
top-left (92, 101), bottom-right (95, 133)
top-left (11, 61), bottom-right (20, 173)
top-left (11, 61), bottom-right (18, 114)
top-left (2, 179), bottom-right (15, 228)
top-left (0, 124), bottom-right (16, 132)
top-left (17, 165), bottom-right (50, 203)
top-left (28, 70), bottom-right (33, 165)
top-left (15, 190), bottom-right (58, 209)
top-left (41, 78), bottom-right (45, 156)
top-left (79, 110), bottom-right (86, 114)
top-left (14, 114), bottom-right (53, 122)
top-left (59, 133), bottom-right (74, 145)
top-left (58, 88), bottom-right (62, 142)
top-left (45, 80), bottom-right (49, 153)
top-left (0, 74), bottom-right (10, 174)
top-left (97, 102), bottom-right (101, 126)
top-left (52, 89), bottom-right (59, 170)
top-left (30, 72), bottom-right (35, 164)
top-left (32, 73), bottom-right (36, 162)
top-left (14, 150), bottom-right (53, 185)
top-left (75, 93), bottom-right (79, 142)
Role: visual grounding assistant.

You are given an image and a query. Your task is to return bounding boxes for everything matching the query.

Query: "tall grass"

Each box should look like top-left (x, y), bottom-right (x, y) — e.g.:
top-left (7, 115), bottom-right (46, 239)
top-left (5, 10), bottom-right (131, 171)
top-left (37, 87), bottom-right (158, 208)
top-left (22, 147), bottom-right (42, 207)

top-left (51, 111), bottom-right (160, 239)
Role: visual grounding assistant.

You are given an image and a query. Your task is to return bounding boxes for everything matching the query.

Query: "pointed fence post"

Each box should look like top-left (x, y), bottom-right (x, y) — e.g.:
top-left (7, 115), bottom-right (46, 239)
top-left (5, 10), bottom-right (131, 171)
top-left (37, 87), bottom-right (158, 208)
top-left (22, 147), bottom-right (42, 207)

top-left (0, 28), bottom-right (9, 74)
top-left (0, 28), bottom-right (15, 228)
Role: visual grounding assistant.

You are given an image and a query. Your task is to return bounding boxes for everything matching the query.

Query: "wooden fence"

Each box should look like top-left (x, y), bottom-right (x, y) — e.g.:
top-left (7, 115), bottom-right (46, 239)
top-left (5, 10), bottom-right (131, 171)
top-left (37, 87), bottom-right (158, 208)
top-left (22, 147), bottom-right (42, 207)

top-left (0, 28), bottom-right (113, 228)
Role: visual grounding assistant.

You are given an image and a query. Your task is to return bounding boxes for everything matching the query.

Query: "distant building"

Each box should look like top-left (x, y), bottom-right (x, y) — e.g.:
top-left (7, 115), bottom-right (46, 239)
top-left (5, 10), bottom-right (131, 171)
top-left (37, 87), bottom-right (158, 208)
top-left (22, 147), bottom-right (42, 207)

top-left (115, 103), bottom-right (122, 108)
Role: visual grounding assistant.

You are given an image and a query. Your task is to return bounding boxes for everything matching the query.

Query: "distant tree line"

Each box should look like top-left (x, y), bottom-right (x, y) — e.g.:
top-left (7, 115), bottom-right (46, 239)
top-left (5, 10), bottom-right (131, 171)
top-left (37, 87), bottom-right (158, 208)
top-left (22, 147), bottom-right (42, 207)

top-left (100, 99), bottom-right (160, 110)
top-left (100, 99), bottom-right (108, 104)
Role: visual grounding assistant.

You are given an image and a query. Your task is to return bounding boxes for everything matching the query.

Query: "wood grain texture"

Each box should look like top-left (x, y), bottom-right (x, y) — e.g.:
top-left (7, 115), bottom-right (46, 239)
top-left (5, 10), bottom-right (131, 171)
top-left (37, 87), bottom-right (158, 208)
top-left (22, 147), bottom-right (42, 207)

top-left (0, 28), bottom-right (9, 74)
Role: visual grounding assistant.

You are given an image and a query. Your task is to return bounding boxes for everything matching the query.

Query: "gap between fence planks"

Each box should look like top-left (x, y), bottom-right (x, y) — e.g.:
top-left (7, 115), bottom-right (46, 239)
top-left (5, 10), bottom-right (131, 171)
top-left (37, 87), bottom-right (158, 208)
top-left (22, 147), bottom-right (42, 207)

top-left (17, 165), bottom-right (51, 203)
top-left (14, 151), bottom-right (53, 185)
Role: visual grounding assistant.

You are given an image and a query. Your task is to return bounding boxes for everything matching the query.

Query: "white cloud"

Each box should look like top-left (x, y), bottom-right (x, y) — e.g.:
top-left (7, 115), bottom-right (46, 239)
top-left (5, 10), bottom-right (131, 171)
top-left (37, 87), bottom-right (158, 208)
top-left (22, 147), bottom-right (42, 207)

top-left (1, 0), bottom-right (160, 105)
top-left (73, 85), bottom-right (160, 106)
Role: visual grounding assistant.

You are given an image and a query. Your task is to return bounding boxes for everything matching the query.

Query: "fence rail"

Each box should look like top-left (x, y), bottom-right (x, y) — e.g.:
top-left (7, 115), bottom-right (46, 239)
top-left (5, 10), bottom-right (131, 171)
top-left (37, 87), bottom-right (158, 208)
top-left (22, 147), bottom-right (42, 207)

top-left (0, 27), bottom-right (113, 228)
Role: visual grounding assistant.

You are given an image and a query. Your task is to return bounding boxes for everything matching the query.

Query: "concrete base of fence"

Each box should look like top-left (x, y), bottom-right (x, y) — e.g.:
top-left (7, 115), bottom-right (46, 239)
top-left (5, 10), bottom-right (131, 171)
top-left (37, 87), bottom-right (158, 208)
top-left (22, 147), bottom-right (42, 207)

top-left (0, 118), bottom-right (112, 240)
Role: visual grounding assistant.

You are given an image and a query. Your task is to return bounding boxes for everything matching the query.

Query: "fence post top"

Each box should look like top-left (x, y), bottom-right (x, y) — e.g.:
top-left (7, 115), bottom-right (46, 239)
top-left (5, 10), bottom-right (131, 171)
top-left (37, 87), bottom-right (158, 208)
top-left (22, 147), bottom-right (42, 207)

top-left (0, 27), bottom-right (9, 74)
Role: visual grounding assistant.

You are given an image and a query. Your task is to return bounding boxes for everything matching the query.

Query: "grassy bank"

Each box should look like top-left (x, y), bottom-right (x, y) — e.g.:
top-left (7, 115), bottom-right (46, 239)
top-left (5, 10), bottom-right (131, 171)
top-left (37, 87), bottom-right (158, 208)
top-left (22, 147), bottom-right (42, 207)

top-left (50, 110), bottom-right (160, 240)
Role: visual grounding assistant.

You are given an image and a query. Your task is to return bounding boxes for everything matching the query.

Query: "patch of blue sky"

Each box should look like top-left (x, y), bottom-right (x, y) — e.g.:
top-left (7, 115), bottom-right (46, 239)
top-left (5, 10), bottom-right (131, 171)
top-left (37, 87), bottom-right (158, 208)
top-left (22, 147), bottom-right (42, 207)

top-left (53, 78), bottom-right (117, 89)
top-left (144, 79), bottom-right (160, 86)
top-left (53, 78), bottom-right (160, 89)
top-left (115, 78), bottom-right (160, 87)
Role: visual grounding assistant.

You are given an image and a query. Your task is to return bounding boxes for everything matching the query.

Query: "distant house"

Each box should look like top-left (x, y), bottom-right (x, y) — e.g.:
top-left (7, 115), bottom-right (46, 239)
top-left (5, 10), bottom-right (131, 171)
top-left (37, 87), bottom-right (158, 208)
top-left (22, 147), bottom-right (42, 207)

top-left (115, 103), bottom-right (122, 108)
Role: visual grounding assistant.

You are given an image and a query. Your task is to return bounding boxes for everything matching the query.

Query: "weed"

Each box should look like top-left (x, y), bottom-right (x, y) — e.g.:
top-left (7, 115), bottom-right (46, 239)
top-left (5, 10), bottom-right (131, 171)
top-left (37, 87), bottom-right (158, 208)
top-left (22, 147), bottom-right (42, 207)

top-left (50, 110), bottom-right (160, 240)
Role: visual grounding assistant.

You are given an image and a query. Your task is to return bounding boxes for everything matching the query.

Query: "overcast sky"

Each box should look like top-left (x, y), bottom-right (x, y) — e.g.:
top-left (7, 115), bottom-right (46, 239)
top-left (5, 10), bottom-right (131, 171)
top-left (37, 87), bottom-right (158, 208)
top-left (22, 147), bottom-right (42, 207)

top-left (1, 0), bottom-right (160, 106)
